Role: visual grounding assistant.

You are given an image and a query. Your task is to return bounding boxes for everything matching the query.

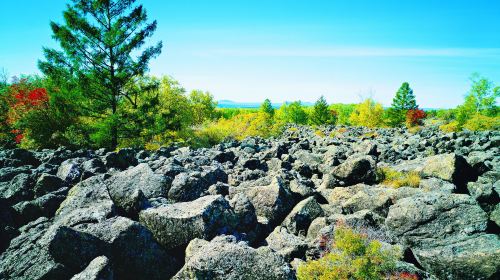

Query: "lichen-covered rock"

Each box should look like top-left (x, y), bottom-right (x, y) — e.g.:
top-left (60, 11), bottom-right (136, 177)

top-left (57, 158), bottom-right (85, 184)
top-left (385, 192), bottom-right (488, 247)
top-left (139, 195), bottom-right (237, 249)
top-left (265, 226), bottom-right (308, 261)
top-left (393, 153), bottom-right (476, 189)
top-left (245, 176), bottom-right (296, 227)
top-left (34, 173), bottom-right (66, 198)
top-left (0, 218), bottom-right (72, 280)
top-left (70, 256), bottom-right (113, 280)
top-left (168, 172), bottom-right (209, 202)
top-left (173, 235), bottom-right (296, 280)
top-left (229, 193), bottom-right (257, 233)
top-left (76, 216), bottom-right (180, 280)
top-left (281, 196), bottom-right (323, 236)
top-left (106, 163), bottom-right (170, 216)
top-left (0, 172), bottom-right (33, 204)
top-left (330, 154), bottom-right (377, 185)
top-left (412, 234), bottom-right (500, 280)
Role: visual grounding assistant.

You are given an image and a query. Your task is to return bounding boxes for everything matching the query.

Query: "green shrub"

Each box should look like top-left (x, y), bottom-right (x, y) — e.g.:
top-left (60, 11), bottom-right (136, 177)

top-left (377, 167), bottom-right (420, 188)
top-left (297, 223), bottom-right (401, 280)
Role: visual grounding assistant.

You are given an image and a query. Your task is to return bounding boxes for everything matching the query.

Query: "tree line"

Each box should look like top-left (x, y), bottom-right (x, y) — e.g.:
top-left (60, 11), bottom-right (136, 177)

top-left (0, 0), bottom-right (498, 150)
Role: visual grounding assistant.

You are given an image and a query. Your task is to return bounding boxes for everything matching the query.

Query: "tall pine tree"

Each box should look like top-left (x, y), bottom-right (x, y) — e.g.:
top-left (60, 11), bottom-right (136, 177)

top-left (311, 95), bottom-right (334, 125)
top-left (388, 82), bottom-right (417, 126)
top-left (39, 0), bottom-right (162, 149)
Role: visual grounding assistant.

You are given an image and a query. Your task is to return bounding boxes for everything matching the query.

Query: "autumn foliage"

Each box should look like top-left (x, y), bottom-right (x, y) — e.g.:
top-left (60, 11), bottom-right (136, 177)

top-left (405, 108), bottom-right (426, 127)
top-left (3, 78), bottom-right (49, 143)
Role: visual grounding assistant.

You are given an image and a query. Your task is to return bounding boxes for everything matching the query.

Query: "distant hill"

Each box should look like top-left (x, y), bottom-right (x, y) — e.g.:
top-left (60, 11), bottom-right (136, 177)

top-left (217, 100), bottom-right (314, 109)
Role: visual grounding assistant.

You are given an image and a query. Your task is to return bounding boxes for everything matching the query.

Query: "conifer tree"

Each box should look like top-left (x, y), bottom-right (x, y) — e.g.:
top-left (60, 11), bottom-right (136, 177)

top-left (260, 98), bottom-right (275, 117)
top-left (39, 0), bottom-right (162, 149)
top-left (388, 82), bottom-right (418, 126)
top-left (311, 95), bottom-right (334, 125)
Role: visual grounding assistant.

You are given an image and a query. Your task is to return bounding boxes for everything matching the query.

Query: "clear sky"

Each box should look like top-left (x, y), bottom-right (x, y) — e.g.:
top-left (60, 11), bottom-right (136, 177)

top-left (1, 0), bottom-right (499, 108)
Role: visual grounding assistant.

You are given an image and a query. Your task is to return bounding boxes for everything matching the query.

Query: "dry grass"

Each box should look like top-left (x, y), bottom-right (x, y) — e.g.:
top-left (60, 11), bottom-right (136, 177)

top-left (378, 167), bottom-right (421, 188)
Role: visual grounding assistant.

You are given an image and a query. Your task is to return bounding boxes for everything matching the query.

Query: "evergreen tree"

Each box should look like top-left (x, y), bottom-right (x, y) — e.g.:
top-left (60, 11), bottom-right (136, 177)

top-left (260, 98), bottom-right (275, 117)
top-left (311, 95), bottom-right (335, 125)
top-left (388, 82), bottom-right (418, 126)
top-left (39, 0), bottom-right (162, 149)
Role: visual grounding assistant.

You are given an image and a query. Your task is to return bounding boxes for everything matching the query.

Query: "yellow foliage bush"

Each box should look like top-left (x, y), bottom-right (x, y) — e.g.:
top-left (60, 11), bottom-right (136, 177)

top-left (349, 99), bottom-right (386, 128)
top-left (439, 120), bottom-right (460, 132)
top-left (378, 167), bottom-right (420, 188)
top-left (192, 112), bottom-right (283, 147)
top-left (297, 224), bottom-right (401, 280)
top-left (463, 114), bottom-right (500, 131)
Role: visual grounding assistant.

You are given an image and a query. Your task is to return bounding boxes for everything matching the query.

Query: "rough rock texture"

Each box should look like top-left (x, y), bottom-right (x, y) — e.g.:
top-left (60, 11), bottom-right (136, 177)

top-left (173, 235), bottom-right (295, 280)
top-left (139, 195), bottom-right (237, 249)
top-left (70, 256), bottom-right (113, 280)
top-left (1, 126), bottom-right (499, 279)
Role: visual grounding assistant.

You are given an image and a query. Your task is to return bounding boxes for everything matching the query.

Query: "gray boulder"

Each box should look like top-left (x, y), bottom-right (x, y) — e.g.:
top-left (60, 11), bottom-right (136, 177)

top-left (106, 163), bottom-right (170, 216)
top-left (229, 193), bottom-right (258, 233)
top-left (412, 234), bottom-right (500, 280)
top-left (265, 226), bottom-right (308, 261)
top-left (0, 172), bottom-right (33, 204)
top-left (70, 256), bottom-right (113, 280)
top-left (281, 196), bottom-right (323, 236)
top-left (245, 176), bottom-right (296, 227)
top-left (330, 154), bottom-right (377, 185)
top-left (173, 235), bottom-right (295, 280)
top-left (57, 158), bottom-right (85, 184)
top-left (0, 218), bottom-right (72, 280)
top-left (385, 192), bottom-right (488, 247)
top-left (139, 195), bottom-right (237, 249)
top-left (77, 216), bottom-right (180, 280)
top-left (168, 172), bottom-right (209, 202)
top-left (34, 173), bottom-right (66, 198)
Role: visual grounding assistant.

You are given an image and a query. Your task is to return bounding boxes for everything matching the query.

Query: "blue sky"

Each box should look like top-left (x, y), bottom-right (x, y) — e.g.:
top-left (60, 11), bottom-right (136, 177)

top-left (1, 0), bottom-right (499, 108)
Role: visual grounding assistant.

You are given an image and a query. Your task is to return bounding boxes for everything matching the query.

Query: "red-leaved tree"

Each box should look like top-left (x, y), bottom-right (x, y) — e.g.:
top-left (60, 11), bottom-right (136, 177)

top-left (406, 108), bottom-right (426, 127)
top-left (5, 78), bottom-right (49, 143)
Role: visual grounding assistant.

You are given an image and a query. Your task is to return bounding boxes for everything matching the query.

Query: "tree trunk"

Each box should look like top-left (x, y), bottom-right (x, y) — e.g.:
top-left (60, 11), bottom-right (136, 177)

top-left (111, 96), bottom-right (118, 150)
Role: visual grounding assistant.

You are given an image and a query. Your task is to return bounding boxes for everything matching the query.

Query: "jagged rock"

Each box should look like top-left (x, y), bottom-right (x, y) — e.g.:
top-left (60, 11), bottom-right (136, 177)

top-left (106, 163), bottom-right (170, 216)
top-left (207, 182), bottom-right (229, 196)
top-left (139, 195), bottom-right (237, 249)
top-left (168, 172), bottom-right (209, 202)
top-left (0, 172), bottom-right (33, 204)
top-left (0, 198), bottom-right (17, 253)
top-left (245, 176), bottom-right (295, 227)
top-left (173, 235), bottom-right (295, 280)
top-left (419, 178), bottom-right (456, 193)
top-left (229, 193), bottom-right (257, 233)
top-left (45, 226), bottom-right (105, 272)
top-left (81, 158), bottom-right (106, 180)
top-left (0, 218), bottom-right (73, 280)
top-left (412, 234), bottom-right (500, 280)
top-left (0, 165), bottom-right (32, 182)
top-left (306, 217), bottom-right (328, 240)
top-left (265, 226), bottom-right (308, 261)
top-left (490, 204), bottom-right (500, 227)
top-left (393, 153), bottom-right (476, 189)
top-left (385, 192), bottom-right (488, 247)
top-left (103, 148), bottom-right (138, 170)
top-left (70, 256), bottom-right (113, 280)
top-left (13, 187), bottom-right (68, 224)
top-left (330, 154), bottom-right (377, 185)
top-left (467, 171), bottom-right (499, 212)
top-left (34, 173), bottom-right (66, 198)
top-left (55, 174), bottom-right (115, 225)
top-left (76, 216), bottom-right (180, 280)
top-left (57, 158), bottom-right (85, 184)
top-left (281, 196), bottom-right (323, 236)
